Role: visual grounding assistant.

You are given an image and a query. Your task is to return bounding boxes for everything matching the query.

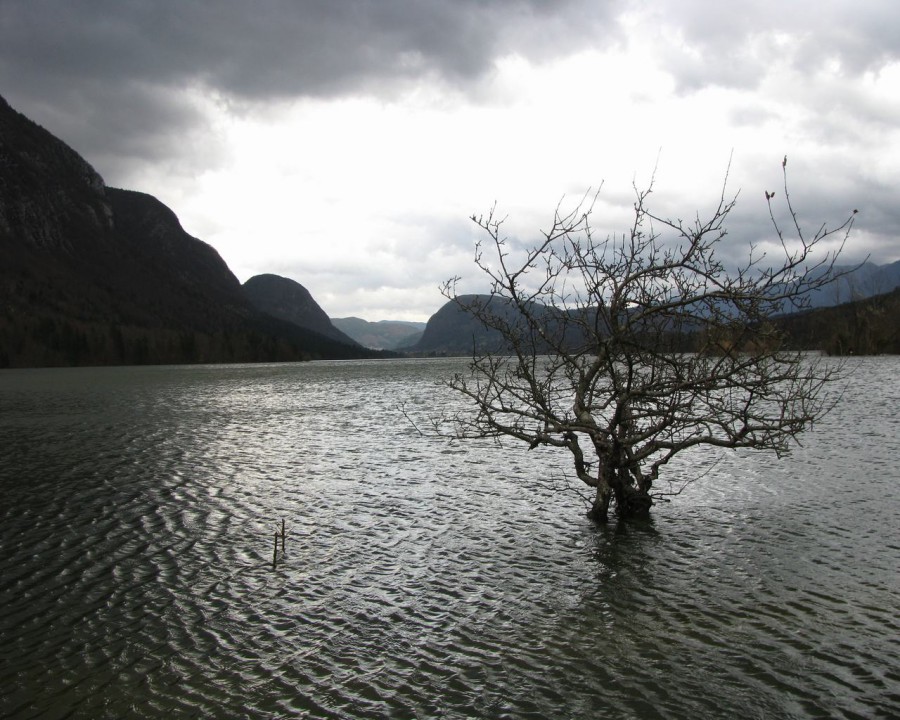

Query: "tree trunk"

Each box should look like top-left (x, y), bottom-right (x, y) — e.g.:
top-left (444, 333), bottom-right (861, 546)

top-left (598, 466), bottom-right (653, 521)
top-left (588, 483), bottom-right (612, 523)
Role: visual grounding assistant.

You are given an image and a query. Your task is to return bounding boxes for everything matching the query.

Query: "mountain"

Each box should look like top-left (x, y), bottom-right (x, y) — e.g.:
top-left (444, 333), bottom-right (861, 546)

top-left (410, 280), bottom-right (900, 357)
top-left (782, 260), bottom-right (900, 311)
top-left (0, 94), bottom-right (379, 367)
top-left (242, 274), bottom-right (360, 347)
top-left (331, 317), bottom-right (425, 350)
top-left (408, 295), bottom-right (506, 355)
top-left (408, 294), bottom-right (583, 355)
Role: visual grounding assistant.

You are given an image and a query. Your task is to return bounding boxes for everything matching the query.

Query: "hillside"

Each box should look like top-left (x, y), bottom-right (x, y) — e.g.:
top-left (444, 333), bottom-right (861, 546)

top-left (408, 295), bottom-right (511, 355)
top-left (408, 294), bottom-right (589, 356)
top-left (0, 94), bottom-right (378, 367)
top-left (410, 287), bottom-right (900, 357)
top-left (777, 286), bottom-right (900, 355)
top-left (242, 274), bottom-right (359, 347)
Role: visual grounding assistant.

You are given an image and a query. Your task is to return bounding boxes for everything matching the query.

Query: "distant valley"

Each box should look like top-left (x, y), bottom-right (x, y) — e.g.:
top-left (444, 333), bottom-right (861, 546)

top-left (330, 317), bottom-right (425, 350)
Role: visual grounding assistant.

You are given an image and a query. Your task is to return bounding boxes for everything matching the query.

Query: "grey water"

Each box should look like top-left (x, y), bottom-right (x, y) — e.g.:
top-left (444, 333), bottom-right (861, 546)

top-left (0, 357), bottom-right (898, 719)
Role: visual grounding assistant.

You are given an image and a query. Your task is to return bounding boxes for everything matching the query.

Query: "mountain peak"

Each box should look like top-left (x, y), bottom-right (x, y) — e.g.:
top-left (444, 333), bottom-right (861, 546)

top-left (242, 274), bottom-right (360, 347)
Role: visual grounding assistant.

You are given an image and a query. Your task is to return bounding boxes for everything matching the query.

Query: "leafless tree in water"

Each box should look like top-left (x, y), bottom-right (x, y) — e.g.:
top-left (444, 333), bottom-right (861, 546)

top-left (442, 160), bottom-right (856, 522)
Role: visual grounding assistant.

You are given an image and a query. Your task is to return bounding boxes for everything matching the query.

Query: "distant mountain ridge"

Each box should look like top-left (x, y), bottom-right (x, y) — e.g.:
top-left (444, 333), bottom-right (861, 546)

top-left (0, 94), bottom-right (381, 367)
top-left (331, 316), bottom-right (425, 350)
top-left (791, 260), bottom-right (900, 309)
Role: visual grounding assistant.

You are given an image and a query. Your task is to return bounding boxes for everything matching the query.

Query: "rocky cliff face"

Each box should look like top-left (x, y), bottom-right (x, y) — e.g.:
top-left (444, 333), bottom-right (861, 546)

top-left (0, 95), bottom-right (113, 252)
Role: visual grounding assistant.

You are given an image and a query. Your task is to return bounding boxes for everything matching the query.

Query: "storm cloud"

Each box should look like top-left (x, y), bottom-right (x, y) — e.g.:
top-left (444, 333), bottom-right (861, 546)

top-left (2, 1), bottom-right (620, 98)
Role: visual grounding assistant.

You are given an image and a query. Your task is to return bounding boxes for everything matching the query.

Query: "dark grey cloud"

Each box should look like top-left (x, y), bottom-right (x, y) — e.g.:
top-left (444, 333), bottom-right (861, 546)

top-left (712, 166), bottom-right (900, 268)
top-left (0, 0), bottom-right (621, 176)
top-left (7, 79), bottom-right (220, 185)
top-left (1, 0), bottom-right (619, 99)
top-left (650, 0), bottom-right (900, 93)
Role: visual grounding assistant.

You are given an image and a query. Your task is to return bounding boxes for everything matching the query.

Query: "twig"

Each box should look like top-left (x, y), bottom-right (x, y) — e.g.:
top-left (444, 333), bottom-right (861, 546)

top-left (398, 404), bottom-right (425, 436)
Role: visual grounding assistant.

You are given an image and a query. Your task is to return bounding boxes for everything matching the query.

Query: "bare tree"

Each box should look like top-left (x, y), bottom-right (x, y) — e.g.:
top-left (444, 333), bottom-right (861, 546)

top-left (442, 161), bottom-right (855, 522)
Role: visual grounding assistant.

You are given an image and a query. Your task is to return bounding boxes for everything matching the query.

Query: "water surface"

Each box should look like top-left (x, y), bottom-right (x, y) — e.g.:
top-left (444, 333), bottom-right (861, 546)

top-left (1, 357), bottom-right (898, 718)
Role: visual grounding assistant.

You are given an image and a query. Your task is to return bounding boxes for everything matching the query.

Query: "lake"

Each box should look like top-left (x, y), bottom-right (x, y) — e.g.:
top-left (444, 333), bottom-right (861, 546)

top-left (1, 357), bottom-right (898, 719)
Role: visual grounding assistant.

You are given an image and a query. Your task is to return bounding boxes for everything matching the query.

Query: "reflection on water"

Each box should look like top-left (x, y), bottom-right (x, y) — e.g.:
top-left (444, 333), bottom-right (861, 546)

top-left (1, 357), bottom-right (898, 719)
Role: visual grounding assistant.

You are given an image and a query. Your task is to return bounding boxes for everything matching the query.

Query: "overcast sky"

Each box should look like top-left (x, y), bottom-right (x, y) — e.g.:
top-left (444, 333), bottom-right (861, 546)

top-left (2, 0), bottom-right (898, 321)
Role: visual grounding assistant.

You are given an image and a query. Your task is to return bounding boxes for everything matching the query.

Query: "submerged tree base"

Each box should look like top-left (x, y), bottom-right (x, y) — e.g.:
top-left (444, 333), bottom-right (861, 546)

top-left (618, 486), bottom-right (653, 519)
top-left (588, 486), bottom-right (653, 523)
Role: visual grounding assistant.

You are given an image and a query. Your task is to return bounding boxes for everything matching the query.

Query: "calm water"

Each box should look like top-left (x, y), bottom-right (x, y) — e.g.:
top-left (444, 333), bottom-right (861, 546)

top-left (1, 357), bottom-right (898, 719)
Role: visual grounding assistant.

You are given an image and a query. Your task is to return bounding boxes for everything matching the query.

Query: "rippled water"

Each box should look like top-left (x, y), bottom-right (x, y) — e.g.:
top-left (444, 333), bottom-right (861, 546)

top-left (1, 357), bottom-right (898, 719)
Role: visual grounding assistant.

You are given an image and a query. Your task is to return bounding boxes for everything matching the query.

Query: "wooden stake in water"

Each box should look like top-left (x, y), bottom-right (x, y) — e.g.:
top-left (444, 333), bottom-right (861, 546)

top-left (273, 531), bottom-right (278, 570)
top-left (281, 518), bottom-right (286, 554)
